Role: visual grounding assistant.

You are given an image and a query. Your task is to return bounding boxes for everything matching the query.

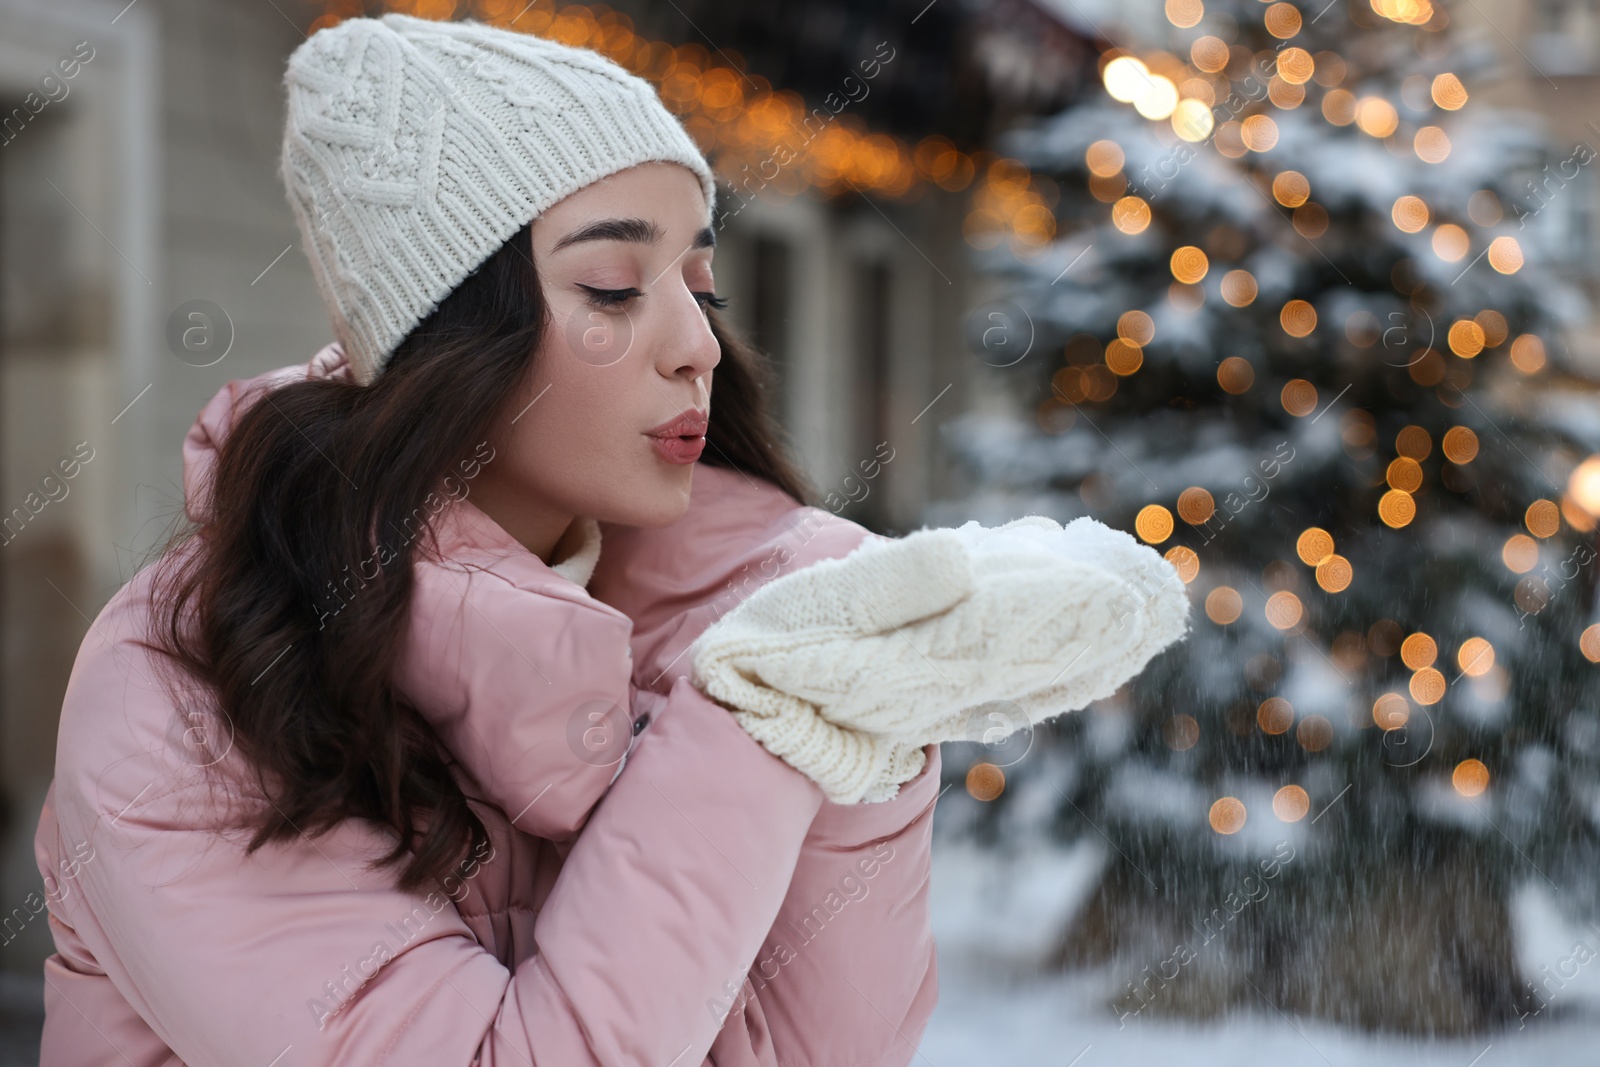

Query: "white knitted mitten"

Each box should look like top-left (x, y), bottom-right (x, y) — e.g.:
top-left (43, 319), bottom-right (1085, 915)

top-left (690, 517), bottom-right (1191, 804)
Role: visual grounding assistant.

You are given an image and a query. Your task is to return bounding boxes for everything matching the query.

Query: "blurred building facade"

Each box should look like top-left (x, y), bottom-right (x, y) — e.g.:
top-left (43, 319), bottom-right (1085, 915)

top-left (1467, 0), bottom-right (1600, 369)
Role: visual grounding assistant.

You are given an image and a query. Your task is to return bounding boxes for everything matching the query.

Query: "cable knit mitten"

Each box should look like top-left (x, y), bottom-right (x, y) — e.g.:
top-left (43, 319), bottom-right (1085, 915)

top-left (690, 517), bottom-right (1191, 804)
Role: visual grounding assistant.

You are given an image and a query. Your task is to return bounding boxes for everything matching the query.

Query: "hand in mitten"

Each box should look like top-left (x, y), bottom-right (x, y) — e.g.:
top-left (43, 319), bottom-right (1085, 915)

top-left (689, 530), bottom-right (974, 805)
top-left (690, 516), bottom-right (1191, 803)
top-left (931, 515), bottom-right (1192, 743)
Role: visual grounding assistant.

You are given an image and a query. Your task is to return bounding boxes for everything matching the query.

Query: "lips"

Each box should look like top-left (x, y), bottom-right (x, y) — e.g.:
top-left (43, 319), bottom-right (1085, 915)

top-left (646, 408), bottom-right (708, 465)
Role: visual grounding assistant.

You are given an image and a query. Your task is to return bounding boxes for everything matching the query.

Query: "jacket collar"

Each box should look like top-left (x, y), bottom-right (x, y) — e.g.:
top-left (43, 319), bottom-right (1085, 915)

top-left (429, 496), bottom-right (601, 590)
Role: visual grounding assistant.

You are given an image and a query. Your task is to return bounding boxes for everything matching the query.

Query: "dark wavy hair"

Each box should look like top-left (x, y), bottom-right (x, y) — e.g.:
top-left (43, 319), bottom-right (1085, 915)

top-left (150, 221), bottom-right (812, 894)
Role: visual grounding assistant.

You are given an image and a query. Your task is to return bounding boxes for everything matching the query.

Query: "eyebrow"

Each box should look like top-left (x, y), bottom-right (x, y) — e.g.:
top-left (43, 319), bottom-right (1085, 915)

top-left (551, 217), bottom-right (716, 253)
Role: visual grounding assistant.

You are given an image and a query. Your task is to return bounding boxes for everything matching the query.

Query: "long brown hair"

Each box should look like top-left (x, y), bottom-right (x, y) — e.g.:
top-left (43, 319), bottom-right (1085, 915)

top-left (151, 221), bottom-right (812, 894)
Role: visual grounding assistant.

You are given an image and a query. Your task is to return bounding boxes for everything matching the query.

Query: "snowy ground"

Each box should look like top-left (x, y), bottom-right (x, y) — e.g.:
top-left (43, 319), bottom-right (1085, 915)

top-left (917, 839), bottom-right (1600, 1066)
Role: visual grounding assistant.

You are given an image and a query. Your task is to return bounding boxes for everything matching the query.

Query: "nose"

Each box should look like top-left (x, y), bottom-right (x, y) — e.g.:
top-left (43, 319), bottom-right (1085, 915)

top-left (654, 284), bottom-right (722, 384)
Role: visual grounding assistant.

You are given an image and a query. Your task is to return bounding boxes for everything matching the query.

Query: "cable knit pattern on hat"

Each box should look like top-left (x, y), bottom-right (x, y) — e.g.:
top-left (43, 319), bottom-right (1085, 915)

top-left (690, 517), bottom-right (1192, 804)
top-left (281, 14), bottom-right (717, 382)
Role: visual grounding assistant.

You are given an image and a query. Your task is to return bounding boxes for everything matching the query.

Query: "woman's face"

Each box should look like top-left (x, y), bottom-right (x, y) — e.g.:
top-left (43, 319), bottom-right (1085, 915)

top-left (472, 162), bottom-right (722, 556)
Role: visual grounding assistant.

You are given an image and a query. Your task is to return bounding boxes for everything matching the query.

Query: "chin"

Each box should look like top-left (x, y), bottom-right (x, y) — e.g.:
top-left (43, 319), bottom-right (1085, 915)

top-left (604, 472), bottom-right (694, 528)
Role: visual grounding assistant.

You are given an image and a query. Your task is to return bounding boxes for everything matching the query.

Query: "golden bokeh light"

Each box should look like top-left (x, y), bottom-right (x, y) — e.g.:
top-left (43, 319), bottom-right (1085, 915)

top-left (1164, 546), bottom-right (1201, 585)
top-left (1581, 624), bottom-right (1600, 663)
top-left (1219, 356), bottom-right (1256, 393)
top-left (1118, 309), bottom-right (1156, 345)
top-left (1105, 338), bottom-right (1145, 376)
top-left (1409, 349), bottom-right (1446, 386)
top-left (1526, 499), bottom-right (1560, 538)
top-left (1206, 585), bottom-right (1243, 624)
top-left (1264, 2), bottom-right (1303, 37)
top-left (1414, 125), bottom-right (1451, 163)
top-left (1166, 0), bottom-right (1205, 28)
top-left (1296, 527), bottom-right (1335, 565)
top-left (1103, 56), bottom-right (1152, 103)
top-left (1210, 796), bottom-right (1247, 834)
top-left (1273, 170), bottom-right (1311, 207)
top-left (1442, 426), bottom-right (1479, 463)
top-left (1265, 591), bottom-right (1304, 630)
top-left (1386, 457), bottom-right (1423, 493)
top-left (1086, 140), bottom-right (1125, 177)
top-left (1410, 666), bottom-right (1446, 705)
top-left (1269, 77), bottom-right (1306, 109)
top-left (1242, 114), bottom-right (1280, 151)
top-left (1432, 224), bottom-right (1470, 262)
top-left (1501, 533), bottom-right (1539, 573)
top-left (1280, 299), bottom-right (1318, 337)
top-left (1277, 47), bottom-right (1314, 84)
top-left (1090, 171), bottom-right (1129, 202)
top-left (1293, 202), bottom-right (1329, 238)
top-left (1432, 72), bottom-right (1468, 109)
top-left (1372, 0), bottom-right (1436, 25)
top-left (1258, 696), bottom-right (1295, 734)
top-left (1474, 309), bottom-right (1508, 347)
top-left (1133, 76), bottom-right (1182, 121)
top-left (1448, 319), bottom-right (1486, 357)
top-left (1136, 504), bottom-right (1175, 544)
top-left (1177, 486), bottom-right (1216, 524)
top-left (1488, 235), bottom-right (1524, 274)
top-left (1192, 36), bottom-right (1230, 72)
top-left (1113, 195), bottom-right (1153, 234)
top-left (1395, 424), bottom-right (1432, 459)
top-left (1564, 495), bottom-right (1598, 533)
top-left (1174, 98), bottom-right (1216, 142)
top-left (1373, 692), bottom-right (1410, 729)
top-left (1571, 455), bottom-right (1600, 516)
top-left (1178, 78), bottom-right (1216, 106)
top-left (966, 761), bottom-right (1005, 801)
top-left (1316, 554), bottom-right (1353, 593)
top-left (1379, 489), bottom-right (1416, 527)
top-left (1452, 759), bottom-right (1489, 797)
top-left (1400, 632), bottom-right (1437, 670)
top-left (1221, 270), bottom-right (1259, 307)
top-left (1457, 637), bottom-right (1495, 677)
top-left (1322, 88), bottom-right (1357, 125)
top-left (1391, 195), bottom-right (1430, 233)
top-left (1509, 334), bottom-right (1546, 373)
top-left (1164, 713), bottom-right (1201, 750)
top-left (1171, 245), bottom-right (1211, 284)
top-left (1313, 50), bottom-right (1347, 86)
top-left (1355, 96), bottom-right (1399, 138)
top-left (1297, 714), bottom-right (1333, 751)
top-left (1281, 378), bottom-right (1318, 416)
top-left (1273, 785), bottom-right (1311, 821)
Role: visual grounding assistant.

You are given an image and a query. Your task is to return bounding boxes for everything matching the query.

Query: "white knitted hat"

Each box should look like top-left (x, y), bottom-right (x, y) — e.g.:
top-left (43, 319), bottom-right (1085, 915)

top-left (281, 14), bottom-right (717, 382)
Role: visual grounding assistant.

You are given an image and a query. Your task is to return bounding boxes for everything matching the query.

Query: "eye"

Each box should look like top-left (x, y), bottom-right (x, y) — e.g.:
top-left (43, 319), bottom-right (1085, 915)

top-left (578, 284), bottom-right (642, 308)
top-left (693, 291), bottom-right (729, 311)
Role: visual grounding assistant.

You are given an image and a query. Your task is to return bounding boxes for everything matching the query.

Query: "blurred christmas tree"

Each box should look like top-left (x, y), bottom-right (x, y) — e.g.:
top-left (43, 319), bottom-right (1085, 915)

top-left (939, 0), bottom-right (1600, 1035)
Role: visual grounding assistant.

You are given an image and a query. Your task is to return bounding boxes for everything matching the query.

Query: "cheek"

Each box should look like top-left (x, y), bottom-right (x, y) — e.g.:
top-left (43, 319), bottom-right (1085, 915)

top-left (497, 312), bottom-right (691, 521)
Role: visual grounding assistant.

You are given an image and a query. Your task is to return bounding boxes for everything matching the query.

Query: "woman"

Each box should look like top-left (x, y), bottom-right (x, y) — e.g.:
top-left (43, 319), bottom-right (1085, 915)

top-left (32, 13), bottom-right (1187, 1066)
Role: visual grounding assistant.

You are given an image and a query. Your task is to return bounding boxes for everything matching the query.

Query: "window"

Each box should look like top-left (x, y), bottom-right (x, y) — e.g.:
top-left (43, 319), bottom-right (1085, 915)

top-left (750, 234), bottom-right (793, 426)
top-left (848, 258), bottom-right (893, 531)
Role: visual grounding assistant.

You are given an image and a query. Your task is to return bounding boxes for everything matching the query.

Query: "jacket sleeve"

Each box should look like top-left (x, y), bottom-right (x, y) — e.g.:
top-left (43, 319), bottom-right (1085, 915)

top-left (596, 490), bottom-right (944, 1067)
top-left (45, 619), bottom-right (825, 1067)
top-left (720, 747), bottom-right (941, 1067)
top-left (394, 559), bottom-right (638, 845)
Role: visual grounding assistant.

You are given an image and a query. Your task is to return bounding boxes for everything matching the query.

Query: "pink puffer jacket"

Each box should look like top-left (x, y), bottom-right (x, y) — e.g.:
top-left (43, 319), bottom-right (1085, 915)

top-left (32, 349), bottom-right (940, 1066)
